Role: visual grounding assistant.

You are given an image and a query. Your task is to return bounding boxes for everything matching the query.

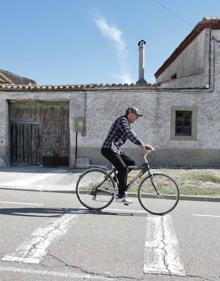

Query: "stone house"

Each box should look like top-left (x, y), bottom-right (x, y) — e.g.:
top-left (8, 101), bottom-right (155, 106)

top-left (0, 17), bottom-right (220, 168)
top-left (0, 69), bottom-right (37, 86)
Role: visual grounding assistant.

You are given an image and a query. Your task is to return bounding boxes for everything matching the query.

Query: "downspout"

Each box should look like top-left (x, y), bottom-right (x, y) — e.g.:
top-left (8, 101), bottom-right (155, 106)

top-left (83, 91), bottom-right (87, 136)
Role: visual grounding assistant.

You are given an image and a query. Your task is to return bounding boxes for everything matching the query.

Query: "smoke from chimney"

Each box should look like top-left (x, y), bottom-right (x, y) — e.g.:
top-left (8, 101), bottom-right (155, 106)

top-left (136, 40), bottom-right (147, 85)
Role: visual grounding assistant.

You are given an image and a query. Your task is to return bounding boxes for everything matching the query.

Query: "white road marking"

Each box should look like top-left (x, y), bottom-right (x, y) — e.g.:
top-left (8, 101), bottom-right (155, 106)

top-left (0, 266), bottom-right (113, 280)
top-left (192, 214), bottom-right (220, 218)
top-left (106, 207), bottom-right (147, 214)
top-left (144, 215), bottom-right (186, 276)
top-left (0, 201), bottom-right (44, 206)
top-left (74, 206), bottom-right (148, 215)
top-left (2, 209), bottom-right (78, 264)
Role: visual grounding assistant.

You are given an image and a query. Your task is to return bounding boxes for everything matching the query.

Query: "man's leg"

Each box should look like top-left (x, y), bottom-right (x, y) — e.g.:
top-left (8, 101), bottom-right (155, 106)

top-left (120, 152), bottom-right (135, 166)
top-left (101, 148), bottom-right (128, 197)
top-left (120, 152), bottom-right (135, 191)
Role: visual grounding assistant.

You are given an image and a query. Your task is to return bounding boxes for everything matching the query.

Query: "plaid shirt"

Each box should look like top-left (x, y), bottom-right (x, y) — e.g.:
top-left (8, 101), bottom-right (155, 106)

top-left (102, 115), bottom-right (143, 154)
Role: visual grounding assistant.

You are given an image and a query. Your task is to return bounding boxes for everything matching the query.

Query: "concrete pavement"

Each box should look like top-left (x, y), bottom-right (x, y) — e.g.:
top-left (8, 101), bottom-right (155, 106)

top-left (0, 167), bottom-right (81, 193)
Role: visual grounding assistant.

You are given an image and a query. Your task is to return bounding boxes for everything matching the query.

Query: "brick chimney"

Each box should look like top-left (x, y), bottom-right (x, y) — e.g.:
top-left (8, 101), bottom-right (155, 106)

top-left (136, 40), bottom-right (147, 85)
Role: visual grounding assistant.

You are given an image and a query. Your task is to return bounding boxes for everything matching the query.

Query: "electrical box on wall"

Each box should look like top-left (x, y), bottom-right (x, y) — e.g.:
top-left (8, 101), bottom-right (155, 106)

top-left (74, 118), bottom-right (86, 136)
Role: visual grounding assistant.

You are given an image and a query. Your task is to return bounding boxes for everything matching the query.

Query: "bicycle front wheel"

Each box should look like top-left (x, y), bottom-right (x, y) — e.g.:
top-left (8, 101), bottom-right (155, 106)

top-left (76, 168), bottom-right (115, 210)
top-left (138, 173), bottom-right (180, 215)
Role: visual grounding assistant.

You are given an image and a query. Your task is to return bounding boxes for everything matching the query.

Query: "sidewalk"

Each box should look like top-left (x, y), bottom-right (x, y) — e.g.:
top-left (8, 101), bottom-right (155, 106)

top-left (0, 166), bottom-right (82, 193)
top-left (0, 166), bottom-right (220, 202)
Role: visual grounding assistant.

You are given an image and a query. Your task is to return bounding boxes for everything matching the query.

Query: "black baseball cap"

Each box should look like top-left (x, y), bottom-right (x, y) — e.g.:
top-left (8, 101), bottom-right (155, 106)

top-left (126, 107), bottom-right (143, 117)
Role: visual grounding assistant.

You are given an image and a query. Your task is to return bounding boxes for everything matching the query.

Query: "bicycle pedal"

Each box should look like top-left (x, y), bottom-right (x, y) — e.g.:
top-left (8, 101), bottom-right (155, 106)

top-left (123, 202), bottom-right (129, 206)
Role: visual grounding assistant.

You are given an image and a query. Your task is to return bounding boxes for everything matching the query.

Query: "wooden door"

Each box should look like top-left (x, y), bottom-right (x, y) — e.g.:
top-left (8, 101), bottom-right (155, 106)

top-left (9, 101), bottom-right (69, 167)
top-left (10, 122), bottom-right (41, 165)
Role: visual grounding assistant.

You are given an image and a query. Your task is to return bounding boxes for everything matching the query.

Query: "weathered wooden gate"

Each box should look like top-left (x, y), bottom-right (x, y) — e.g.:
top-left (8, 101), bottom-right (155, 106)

top-left (9, 101), bottom-right (69, 166)
top-left (10, 122), bottom-right (41, 165)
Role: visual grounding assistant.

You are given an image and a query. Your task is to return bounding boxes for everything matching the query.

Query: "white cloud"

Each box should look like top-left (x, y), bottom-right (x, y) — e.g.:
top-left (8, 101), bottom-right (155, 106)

top-left (95, 17), bottom-right (126, 52)
top-left (95, 16), bottom-right (133, 83)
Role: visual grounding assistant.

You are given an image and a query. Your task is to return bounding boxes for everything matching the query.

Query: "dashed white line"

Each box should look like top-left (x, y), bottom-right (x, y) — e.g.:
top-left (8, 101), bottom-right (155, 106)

top-left (2, 209), bottom-right (78, 264)
top-left (0, 266), bottom-right (113, 280)
top-left (144, 215), bottom-right (186, 276)
top-left (192, 214), bottom-right (220, 218)
top-left (0, 201), bottom-right (44, 206)
top-left (106, 207), bottom-right (147, 214)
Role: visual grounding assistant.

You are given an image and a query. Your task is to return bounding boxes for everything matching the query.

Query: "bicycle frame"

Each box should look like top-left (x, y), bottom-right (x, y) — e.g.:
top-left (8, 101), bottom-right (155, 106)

top-left (126, 163), bottom-right (149, 189)
top-left (106, 151), bottom-right (155, 191)
top-left (91, 151), bottom-right (158, 197)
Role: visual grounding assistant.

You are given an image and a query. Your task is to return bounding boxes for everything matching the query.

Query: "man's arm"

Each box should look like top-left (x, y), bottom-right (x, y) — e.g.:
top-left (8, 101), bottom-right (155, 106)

top-left (119, 117), bottom-right (143, 145)
top-left (119, 117), bottom-right (155, 151)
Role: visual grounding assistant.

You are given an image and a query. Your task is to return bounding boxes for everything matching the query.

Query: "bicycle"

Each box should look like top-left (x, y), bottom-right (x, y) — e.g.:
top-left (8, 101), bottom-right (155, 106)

top-left (76, 150), bottom-right (180, 215)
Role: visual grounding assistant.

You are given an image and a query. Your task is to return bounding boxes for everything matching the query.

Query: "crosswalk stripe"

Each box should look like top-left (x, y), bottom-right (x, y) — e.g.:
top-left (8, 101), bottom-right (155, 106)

top-left (2, 209), bottom-right (78, 264)
top-left (144, 215), bottom-right (186, 276)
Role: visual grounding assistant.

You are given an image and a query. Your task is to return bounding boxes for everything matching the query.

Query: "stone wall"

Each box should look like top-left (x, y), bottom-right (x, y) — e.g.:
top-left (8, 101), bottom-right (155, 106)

top-left (156, 29), bottom-right (211, 89)
top-left (0, 100), bottom-right (9, 166)
top-left (76, 86), bottom-right (220, 167)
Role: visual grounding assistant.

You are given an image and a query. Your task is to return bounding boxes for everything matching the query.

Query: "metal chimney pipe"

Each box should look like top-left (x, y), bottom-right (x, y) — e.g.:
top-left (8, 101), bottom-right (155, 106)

top-left (139, 40), bottom-right (145, 79)
top-left (136, 40), bottom-right (147, 85)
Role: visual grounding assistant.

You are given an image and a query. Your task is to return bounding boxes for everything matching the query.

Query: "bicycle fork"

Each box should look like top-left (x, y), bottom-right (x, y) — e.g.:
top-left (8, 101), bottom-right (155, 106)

top-left (149, 175), bottom-right (160, 196)
top-left (145, 166), bottom-right (160, 196)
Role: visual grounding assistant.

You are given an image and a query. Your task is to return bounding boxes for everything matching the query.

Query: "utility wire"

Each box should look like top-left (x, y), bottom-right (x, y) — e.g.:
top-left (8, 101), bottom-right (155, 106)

top-left (153, 0), bottom-right (193, 27)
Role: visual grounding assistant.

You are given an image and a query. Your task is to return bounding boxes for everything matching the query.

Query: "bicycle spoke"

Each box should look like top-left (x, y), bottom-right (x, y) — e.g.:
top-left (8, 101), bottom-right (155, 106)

top-left (76, 169), bottom-right (115, 210)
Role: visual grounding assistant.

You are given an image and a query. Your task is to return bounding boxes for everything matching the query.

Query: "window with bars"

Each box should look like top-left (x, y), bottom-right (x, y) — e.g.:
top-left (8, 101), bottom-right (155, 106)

top-left (175, 111), bottom-right (192, 136)
top-left (171, 106), bottom-right (197, 141)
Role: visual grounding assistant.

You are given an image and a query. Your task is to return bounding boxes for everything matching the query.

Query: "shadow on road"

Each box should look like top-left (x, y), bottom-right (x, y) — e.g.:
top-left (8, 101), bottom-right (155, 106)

top-left (0, 207), bottom-right (149, 217)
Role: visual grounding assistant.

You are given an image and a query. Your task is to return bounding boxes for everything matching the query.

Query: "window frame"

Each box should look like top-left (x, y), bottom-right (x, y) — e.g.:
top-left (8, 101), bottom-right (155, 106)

top-left (170, 106), bottom-right (198, 141)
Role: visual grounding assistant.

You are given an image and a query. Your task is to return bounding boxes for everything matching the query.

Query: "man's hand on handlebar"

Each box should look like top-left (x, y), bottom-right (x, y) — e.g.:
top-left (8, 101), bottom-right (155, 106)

top-left (140, 144), bottom-right (155, 151)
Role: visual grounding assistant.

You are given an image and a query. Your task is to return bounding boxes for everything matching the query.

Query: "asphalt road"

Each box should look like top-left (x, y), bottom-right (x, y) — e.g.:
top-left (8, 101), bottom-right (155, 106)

top-left (0, 189), bottom-right (219, 281)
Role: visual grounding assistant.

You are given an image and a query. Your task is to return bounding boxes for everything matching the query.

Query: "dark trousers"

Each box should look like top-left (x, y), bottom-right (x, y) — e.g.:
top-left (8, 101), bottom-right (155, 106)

top-left (101, 148), bottom-right (135, 196)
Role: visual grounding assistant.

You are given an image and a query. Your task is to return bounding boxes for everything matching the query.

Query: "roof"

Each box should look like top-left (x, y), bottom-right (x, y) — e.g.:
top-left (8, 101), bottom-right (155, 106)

top-left (154, 17), bottom-right (220, 78)
top-left (0, 70), bottom-right (37, 86)
top-left (0, 82), bottom-right (155, 91)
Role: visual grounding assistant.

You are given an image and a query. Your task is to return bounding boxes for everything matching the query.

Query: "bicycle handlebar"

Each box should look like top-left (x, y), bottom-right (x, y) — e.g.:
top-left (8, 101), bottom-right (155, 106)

top-left (144, 149), bottom-right (154, 163)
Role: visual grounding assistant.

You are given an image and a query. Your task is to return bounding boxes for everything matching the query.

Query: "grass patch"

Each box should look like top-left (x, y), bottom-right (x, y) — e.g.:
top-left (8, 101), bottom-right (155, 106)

top-left (126, 169), bottom-right (220, 197)
top-left (191, 174), bottom-right (220, 183)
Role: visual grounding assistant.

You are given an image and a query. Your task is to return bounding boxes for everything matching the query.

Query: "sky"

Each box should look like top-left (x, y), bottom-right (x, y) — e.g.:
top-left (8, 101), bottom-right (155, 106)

top-left (1, 0), bottom-right (220, 85)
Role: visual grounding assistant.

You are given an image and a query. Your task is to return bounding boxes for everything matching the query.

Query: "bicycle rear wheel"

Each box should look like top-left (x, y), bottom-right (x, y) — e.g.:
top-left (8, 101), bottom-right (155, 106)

top-left (138, 173), bottom-right (180, 215)
top-left (76, 168), bottom-right (115, 210)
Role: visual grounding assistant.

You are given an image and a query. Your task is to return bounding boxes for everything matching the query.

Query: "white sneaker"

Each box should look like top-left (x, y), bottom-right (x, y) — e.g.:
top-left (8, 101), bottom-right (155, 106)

top-left (116, 195), bottom-right (132, 205)
top-left (124, 192), bottom-right (132, 203)
top-left (123, 196), bottom-right (132, 205)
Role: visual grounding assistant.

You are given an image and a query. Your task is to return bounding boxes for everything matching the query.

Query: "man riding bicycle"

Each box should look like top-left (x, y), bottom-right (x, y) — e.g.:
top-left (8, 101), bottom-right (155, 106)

top-left (101, 107), bottom-right (154, 205)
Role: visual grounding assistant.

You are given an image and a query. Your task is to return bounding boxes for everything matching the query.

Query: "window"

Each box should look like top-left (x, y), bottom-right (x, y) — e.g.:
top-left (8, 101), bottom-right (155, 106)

top-left (175, 111), bottom-right (192, 136)
top-left (171, 106), bottom-right (197, 141)
top-left (171, 73), bottom-right (177, 80)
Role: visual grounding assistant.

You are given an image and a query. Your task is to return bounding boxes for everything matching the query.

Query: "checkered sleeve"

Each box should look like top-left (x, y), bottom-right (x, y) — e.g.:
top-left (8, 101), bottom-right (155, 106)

top-left (119, 117), bottom-right (143, 146)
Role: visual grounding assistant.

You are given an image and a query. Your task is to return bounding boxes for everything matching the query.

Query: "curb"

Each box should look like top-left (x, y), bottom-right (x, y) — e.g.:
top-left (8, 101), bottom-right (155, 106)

top-left (0, 186), bottom-right (220, 202)
top-left (179, 195), bottom-right (220, 202)
top-left (127, 192), bottom-right (220, 202)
